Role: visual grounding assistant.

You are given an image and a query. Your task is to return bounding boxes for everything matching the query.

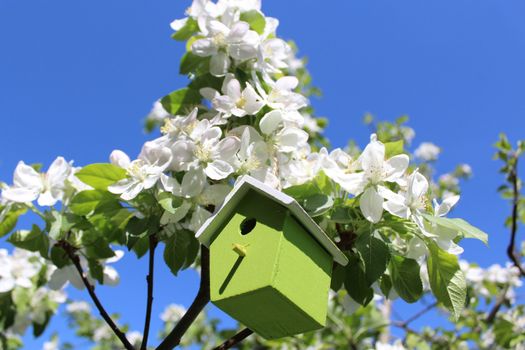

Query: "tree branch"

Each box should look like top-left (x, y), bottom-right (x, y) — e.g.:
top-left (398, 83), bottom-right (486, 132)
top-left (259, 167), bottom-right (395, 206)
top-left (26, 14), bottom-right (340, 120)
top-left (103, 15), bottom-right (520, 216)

top-left (506, 156), bottom-right (525, 276)
top-left (57, 241), bottom-right (134, 350)
top-left (393, 302), bottom-right (438, 329)
top-left (212, 328), bottom-right (254, 350)
top-left (140, 234), bottom-right (158, 350)
top-left (156, 245), bottom-right (210, 350)
top-left (485, 286), bottom-right (510, 324)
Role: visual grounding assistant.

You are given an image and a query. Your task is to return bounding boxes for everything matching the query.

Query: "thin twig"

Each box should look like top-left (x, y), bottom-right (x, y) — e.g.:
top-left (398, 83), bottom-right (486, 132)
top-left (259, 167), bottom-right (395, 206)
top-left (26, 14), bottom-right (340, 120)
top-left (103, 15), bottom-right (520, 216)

top-left (394, 302), bottom-right (438, 328)
top-left (485, 286), bottom-right (510, 324)
top-left (156, 245), bottom-right (210, 350)
top-left (391, 321), bottom-right (447, 346)
top-left (57, 241), bottom-right (134, 350)
top-left (140, 234), bottom-right (158, 350)
top-left (506, 155), bottom-right (525, 276)
top-left (212, 328), bottom-right (254, 350)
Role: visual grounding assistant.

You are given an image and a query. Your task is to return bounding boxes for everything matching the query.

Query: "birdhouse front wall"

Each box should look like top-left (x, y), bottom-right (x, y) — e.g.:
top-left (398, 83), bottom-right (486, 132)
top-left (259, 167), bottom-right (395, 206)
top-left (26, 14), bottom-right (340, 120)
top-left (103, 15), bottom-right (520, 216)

top-left (208, 190), bottom-right (333, 339)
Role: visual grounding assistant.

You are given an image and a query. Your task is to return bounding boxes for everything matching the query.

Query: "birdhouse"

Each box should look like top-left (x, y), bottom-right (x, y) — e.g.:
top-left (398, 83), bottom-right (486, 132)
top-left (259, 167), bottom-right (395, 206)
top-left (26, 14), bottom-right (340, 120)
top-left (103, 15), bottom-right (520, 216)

top-left (196, 176), bottom-right (349, 339)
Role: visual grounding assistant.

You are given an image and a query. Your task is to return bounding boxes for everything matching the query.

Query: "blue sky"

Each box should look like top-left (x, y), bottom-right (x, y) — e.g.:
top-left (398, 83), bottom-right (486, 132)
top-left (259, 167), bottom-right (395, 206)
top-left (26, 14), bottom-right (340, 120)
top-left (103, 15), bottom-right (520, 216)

top-left (1, 0), bottom-right (525, 348)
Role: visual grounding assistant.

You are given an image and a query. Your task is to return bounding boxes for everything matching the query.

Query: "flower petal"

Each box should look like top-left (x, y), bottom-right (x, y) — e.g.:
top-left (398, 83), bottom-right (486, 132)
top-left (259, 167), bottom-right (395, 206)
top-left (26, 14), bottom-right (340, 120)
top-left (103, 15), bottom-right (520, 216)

top-left (360, 187), bottom-right (384, 223)
top-left (384, 154), bottom-right (409, 182)
top-left (210, 52), bottom-right (230, 77)
top-left (12, 161), bottom-right (42, 190)
top-left (1, 187), bottom-right (39, 203)
top-left (435, 195), bottom-right (460, 217)
top-left (37, 190), bottom-right (60, 207)
top-left (359, 134), bottom-right (385, 173)
top-left (47, 157), bottom-right (70, 187)
top-left (191, 38), bottom-right (217, 57)
top-left (181, 167), bottom-right (207, 198)
top-left (110, 150), bottom-right (131, 169)
top-left (259, 110), bottom-right (283, 135)
top-left (205, 160), bottom-right (233, 180)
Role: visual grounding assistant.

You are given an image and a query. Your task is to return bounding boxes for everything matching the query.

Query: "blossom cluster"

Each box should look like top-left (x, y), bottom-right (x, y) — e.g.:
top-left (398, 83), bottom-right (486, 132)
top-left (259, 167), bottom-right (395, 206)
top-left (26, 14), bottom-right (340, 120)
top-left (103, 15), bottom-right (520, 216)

top-left (0, 249), bottom-right (66, 345)
top-left (461, 260), bottom-right (523, 302)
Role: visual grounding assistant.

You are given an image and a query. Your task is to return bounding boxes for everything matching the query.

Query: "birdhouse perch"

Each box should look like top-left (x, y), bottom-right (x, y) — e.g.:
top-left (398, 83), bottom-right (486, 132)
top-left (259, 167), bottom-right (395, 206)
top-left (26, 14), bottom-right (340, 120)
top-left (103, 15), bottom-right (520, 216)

top-left (196, 176), bottom-right (349, 339)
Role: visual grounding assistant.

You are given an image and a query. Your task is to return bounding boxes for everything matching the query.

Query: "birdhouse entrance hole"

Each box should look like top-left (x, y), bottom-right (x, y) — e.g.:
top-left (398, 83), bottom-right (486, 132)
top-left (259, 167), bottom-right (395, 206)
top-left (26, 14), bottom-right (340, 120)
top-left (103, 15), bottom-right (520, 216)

top-left (240, 217), bottom-right (257, 235)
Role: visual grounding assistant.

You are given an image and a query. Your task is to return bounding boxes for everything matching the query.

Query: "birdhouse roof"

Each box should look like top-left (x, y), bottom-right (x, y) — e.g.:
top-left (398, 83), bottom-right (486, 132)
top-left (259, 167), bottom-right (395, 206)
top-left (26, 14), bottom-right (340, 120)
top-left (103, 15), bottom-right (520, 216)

top-left (196, 175), bottom-right (349, 266)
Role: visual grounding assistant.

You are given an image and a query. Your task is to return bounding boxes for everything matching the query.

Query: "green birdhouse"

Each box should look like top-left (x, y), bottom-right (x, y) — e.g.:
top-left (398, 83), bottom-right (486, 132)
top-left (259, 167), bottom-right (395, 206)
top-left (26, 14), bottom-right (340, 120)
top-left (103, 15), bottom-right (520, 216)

top-left (196, 176), bottom-right (349, 339)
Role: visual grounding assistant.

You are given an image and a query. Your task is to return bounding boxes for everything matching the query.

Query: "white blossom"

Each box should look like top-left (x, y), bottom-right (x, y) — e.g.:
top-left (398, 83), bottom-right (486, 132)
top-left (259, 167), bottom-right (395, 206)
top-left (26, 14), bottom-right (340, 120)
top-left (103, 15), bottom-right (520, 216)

top-left (42, 337), bottom-right (59, 350)
top-left (233, 127), bottom-right (278, 187)
top-left (0, 249), bottom-right (41, 293)
top-left (414, 142), bottom-right (440, 161)
top-left (127, 331), bottom-right (143, 348)
top-left (147, 100), bottom-right (172, 121)
top-left (332, 134), bottom-right (409, 223)
top-left (200, 73), bottom-right (264, 117)
top-left (383, 170), bottom-right (428, 220)
top-left (161, 304), bottom-right (187, 323)
top-left (109, 142), bottom-right (172, 201)
top-left (66, 301), bottom-right (92, 314)
top-left (192, 20), bottom-right (259, 76)
top-left (375, 340), bottom-right (406, 350)
top-left (2, 157), bottom-right (71, 206)
top-left (170, 119), bottom-right (239, 180)
top-left (259, 110), bottom-right (309, 153)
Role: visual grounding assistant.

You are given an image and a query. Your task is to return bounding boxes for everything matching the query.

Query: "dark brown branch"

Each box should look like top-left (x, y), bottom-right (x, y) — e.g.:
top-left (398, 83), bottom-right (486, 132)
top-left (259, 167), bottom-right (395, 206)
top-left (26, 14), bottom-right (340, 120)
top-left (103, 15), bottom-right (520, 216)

top-left (506, 156), bottom-right (525, 276)
top-left (156, 245), bottom-right (210, 350)
top-left (140, 234), bottom-right (158, 350)
top-left (57, 241), bottom-right (134, 350)
top-left (212, 328), bottom-right (254, 350)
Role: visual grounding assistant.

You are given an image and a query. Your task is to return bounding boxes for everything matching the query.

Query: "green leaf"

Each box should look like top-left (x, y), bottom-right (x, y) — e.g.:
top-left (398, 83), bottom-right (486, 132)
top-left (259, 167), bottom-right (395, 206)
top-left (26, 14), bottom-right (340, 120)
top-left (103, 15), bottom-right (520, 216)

top-left (130, 234), bottom-right (150, 258)
top-left (0, 207), bottom-right (27, 238)
top-left (163, 230), bottom-right (196, 276)
top-left (284, 171), bottom-right (333, 201)
top-left (302, 194), bottom-right (334, 217)
top-left (426, 242), bottom-right (466, 320)
top-left (33, 311), bottom-right (52, 337)
top-left (50, 245), bottom-right (71, 268)
top-left (85, 238), bottom-right (115, 260)
top-left (379, 274), bottom-right (393, 298)
top-left (75, 163), bottom-right (127, 190)
top-left (158, 192), bottom-right (184, 214)
top-left (0, 292), bottom-right (16, 331)
top-left (188, 73), bottom-right (223, 91)
top-left (160, 88), bottom-right (201, 116)
top-left (313, 171), bottom-right (333, 195)
top-left (180, 52), bottom-right (210, 75)
top-left (240, 10), bottom-right (266, 34)
top-left (46, 211), bottom-right (64, 240)
top-left (344, 255), bottom-right (374, 306)
top-left (421, 213), bottom-right (488, 244)
top-left (493, 319), bottom-right (515, 347)
top-left (160, 201), bottom-right (192, 225)
top-left (184, 234), bottom-right (200, 269)
top-left (328, 205), bottom-right (354, 224)
top-left (171, 18), bottom-right (199, 41)
top-left (126, 216), bottom-right (150, 236)
top-left (389, 255), bottom-right (423, 303)
top-left (8, 225), bottom-right (49, 258)
top-left (384, 140), bottom-right (404, 158)
top-left (70, 190), bottom-right (115, 216)
top-left (330, 264), bottom-right (345, 291)
top-left (88, 259), bottom-right (104, 284)
top-left (283, 181), bottom-right (319, 199)
top-left (355, 232), bottom-right (390, 285)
